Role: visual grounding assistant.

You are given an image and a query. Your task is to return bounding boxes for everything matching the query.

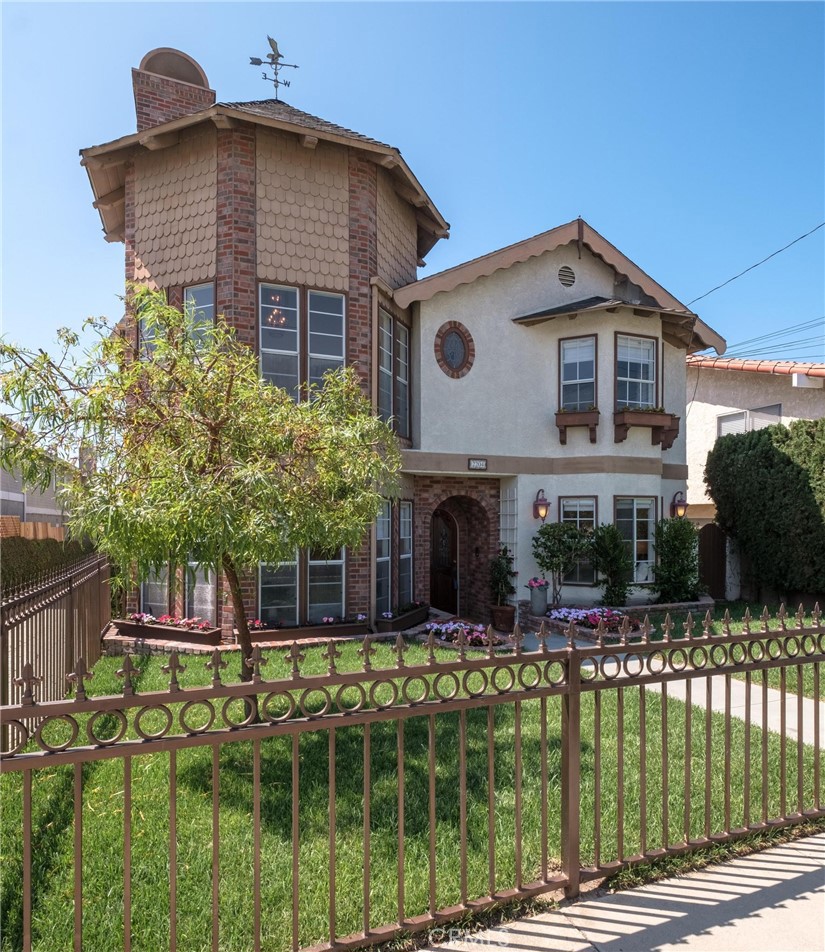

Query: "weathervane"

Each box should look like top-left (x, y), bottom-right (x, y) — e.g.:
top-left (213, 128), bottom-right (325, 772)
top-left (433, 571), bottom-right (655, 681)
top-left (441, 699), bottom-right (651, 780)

top-left (250, 36), bottom-right (298, 101)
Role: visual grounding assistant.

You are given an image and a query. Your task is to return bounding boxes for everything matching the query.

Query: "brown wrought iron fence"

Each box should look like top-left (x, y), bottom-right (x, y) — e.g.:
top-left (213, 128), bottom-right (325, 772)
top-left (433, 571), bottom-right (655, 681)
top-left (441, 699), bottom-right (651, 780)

top-left (1, 554), bottom-right (110, 709)
top-left (0, 607), bottom-right (822, 952)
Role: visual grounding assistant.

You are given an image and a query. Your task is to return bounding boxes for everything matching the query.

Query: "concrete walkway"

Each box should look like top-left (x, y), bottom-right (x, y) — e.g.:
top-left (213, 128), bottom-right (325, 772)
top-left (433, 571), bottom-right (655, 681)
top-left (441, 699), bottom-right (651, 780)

top-left (425, 832), bottom-right (825, 951)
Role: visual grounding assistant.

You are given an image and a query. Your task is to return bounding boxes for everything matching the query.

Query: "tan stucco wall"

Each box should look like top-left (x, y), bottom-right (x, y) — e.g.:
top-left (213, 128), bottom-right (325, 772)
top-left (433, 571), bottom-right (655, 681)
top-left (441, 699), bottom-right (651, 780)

top-left (414, 244), bottom-right (687, 465)
top-left (376, 170), bottom-right (418, 289)
top-left (133, 128), bottom-right (217, 287)
top-left (686, 367), bottom-right (825, 506)
top-left (256, 130), bottom-right (349, 290)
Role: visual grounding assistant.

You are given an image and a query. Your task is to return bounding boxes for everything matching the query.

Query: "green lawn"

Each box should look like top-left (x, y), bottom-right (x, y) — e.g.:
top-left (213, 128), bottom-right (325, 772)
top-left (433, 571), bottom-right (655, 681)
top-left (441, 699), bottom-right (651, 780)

top-left (1, 642), bottom-right (821, 952)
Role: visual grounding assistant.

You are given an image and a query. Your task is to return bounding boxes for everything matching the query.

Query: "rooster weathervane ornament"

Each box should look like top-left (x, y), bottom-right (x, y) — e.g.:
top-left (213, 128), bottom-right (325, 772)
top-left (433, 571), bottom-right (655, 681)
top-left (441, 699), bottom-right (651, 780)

top-left (249, 36), bottom-right (299, 101)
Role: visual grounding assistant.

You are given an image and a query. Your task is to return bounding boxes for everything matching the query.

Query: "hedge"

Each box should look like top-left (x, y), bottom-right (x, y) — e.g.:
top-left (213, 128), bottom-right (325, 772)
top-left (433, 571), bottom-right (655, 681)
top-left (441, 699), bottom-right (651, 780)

top-left (1, 536), bottom-right (95, 593)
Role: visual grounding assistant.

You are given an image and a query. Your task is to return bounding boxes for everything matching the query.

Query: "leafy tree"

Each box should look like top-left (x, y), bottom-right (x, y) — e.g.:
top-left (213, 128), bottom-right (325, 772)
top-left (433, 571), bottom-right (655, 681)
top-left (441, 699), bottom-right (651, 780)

top-left (588, 523), bottom-right (634, 606)
top-left (704, 427), bottom-right (825, 598)
top-left (531, 522), bottom-right (589, 607)
top-left (1, 286), bottom-right (401, 676)
top-left (650, 518), bottom-right (701, 603)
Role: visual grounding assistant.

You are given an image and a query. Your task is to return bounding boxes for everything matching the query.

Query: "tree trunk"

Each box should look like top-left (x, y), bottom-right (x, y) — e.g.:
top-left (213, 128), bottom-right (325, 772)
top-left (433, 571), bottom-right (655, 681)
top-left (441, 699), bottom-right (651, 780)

top-left (222, 554), bottom-right (252, 683)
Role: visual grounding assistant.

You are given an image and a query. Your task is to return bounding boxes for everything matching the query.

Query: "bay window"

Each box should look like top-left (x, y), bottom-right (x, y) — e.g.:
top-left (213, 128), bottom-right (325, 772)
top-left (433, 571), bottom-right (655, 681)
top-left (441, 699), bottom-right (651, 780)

top-left (377, 308), bottom-right (411, 438)
top-left (184, 284), bottom-right (215, 346)
top-left (259, 549), bottom-right (345, 627)
top-left (616, 335), bottom-right (656, 409)
top-left (560, 337), bottom-right (596, 410)
top-left (398, 501), bottom-right (413, 606)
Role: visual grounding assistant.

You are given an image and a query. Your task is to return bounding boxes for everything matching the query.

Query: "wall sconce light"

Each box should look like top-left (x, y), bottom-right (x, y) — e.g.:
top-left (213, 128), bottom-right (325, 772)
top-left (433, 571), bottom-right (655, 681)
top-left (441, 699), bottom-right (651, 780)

top-left (533, 489), bottom-right (550, 523)
top-left (671, 491), bottom-right (689, 519)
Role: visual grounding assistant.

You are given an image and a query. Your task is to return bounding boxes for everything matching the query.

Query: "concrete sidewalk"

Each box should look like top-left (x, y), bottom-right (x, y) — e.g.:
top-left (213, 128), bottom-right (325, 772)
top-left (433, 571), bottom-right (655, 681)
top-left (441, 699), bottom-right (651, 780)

top-left (424, 832), bottom-right (825, 952)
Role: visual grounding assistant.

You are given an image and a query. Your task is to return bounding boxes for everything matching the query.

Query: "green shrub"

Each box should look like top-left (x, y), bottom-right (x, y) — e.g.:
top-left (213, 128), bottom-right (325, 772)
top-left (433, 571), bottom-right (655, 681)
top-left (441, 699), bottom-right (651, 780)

top-left (651, 518), bottom-right (702, 603)
top-left (489, 544), bottom-right (516, 606)
top-left (588, 524), bottom-right (633, 606)
top-left (1, 536), bottom-right (94, 592)
top-left (532, 522), bottom-right (589, 607)
top-left (705, 426), bottom-right (825, 598)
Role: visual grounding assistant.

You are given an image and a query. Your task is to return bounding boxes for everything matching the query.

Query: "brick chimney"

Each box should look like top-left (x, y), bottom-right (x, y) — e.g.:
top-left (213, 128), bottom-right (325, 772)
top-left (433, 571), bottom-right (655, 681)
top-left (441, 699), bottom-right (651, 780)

top-left (132, 48), bottom-right (216, 132)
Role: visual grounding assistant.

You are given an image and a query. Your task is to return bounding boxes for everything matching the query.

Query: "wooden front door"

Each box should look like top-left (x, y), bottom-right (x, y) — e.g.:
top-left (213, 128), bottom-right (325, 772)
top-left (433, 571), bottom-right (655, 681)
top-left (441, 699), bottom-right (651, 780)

top-left (699, 523), bottom-right (727, 600)
top-left (430, 510), bottom-right (458, 614)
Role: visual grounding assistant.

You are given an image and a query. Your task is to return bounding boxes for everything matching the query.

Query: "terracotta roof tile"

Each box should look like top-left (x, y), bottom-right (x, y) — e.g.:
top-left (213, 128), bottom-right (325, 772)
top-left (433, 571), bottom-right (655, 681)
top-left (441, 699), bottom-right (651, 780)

top-left (686, 356), bottom-right (825, 378)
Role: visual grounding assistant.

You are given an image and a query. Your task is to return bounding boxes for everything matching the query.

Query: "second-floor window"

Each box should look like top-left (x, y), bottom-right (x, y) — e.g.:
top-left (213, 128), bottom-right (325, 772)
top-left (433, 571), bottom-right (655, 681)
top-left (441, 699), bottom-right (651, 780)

top-left (184, 284), bottom-right (215, 346)
top-left (259, 285), bottom-right (345, 400)
top-left (560, 337), bottom-right (596, 410)
top-left (378, 309), bottom-right (410, 438)
top-left (616, 335), bottom-right (656, 409)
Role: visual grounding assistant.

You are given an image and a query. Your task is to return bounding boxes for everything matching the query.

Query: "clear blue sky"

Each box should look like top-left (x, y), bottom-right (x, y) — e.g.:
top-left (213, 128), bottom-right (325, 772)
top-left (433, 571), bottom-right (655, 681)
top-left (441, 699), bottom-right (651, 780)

top-left (3, 2), bottom-right (823, 359)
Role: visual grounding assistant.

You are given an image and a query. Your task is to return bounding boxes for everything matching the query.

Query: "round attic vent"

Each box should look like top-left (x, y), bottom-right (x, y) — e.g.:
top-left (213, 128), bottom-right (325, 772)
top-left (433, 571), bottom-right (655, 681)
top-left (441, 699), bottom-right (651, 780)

top-left (139, 48), bottom-right (209, 88)
top-left (558, 265), bottom-right (576, 288)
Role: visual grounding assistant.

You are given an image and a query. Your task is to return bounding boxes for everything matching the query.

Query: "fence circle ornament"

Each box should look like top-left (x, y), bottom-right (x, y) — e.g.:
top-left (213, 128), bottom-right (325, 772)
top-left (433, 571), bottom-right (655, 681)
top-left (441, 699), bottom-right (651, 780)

top-left (462, 669), bottom-right (489, 697)
top-left (622, 655), bottom-right (644, 678)
top-left (544, 660), bottom-right (566, 684)
top-left (433, 671), bottom-right (460, 701)
top-left (1, 720), bottom-right (29, 758)
top-left (36, 714), bottom-right (79, 752)
top-left (401, 676), bottom-right (430, 705)
top-left (669, 649), bottom-right (688, 672)
top-left (801, 634), bottom-right (816, 656)
top-left (689, 647), bottom-right (708, 670)
top-left (179, 700), bottom-right (216, 735)
top-left (710, 644), bottom-right (728, 667)
top-left (728, 643), bottom-right (746, 665)
top-left (369, 679), bottom-right (399, 709)
top-left (491, 665), bottom-right (516, 694)
top-left (646, 651), bottom-right (666, 675)
top-left (335, 683), bottom-right (366, 713)
top-left (299, 688), bottom-right (332, 718)
top-left (222, 696), bottom-right (258, 729)
top-left (785, 637), bottom-right (800, 658)
top-left (766, 639), bottom-right (782, 661)
top-left (747, 641), bottom-right (764, 664)
top-left (599, 655), bottom-right (622, 680)
top-left (261, 691), bottom-right (296, 722)
top-left (517, 662), bottom-right (542, 690)
top-left (88, 709), bottom-right (128, 746)
top-left (818, 632), bottom-right (825, 654)
top-left (579, 659), bottom-right (597, 681)
top-left (134, 704), bottom-right (173, 740)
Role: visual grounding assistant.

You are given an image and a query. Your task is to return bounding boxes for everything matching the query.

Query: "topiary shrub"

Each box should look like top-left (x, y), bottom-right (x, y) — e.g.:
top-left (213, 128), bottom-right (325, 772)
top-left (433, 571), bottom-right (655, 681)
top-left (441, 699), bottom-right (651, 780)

top-left (650, 517), bottom-right (702, 603)
top-left (588, 523), bottom-right (633, 607)
top-left (705, 426), bottom-right (825, 599)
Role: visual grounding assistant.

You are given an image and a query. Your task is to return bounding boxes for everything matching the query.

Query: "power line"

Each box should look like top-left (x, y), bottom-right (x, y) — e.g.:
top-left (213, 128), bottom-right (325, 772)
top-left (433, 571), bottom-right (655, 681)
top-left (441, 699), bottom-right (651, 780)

top-left (722, 317), bottom-right (824, 352)
top-left (686, 222), bottom-right (825, 306)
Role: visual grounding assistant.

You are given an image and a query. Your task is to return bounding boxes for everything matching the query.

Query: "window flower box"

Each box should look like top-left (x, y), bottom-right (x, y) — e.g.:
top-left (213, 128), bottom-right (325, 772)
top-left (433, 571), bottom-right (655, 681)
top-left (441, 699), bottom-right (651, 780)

top-left (111, 618), bottom-right (222, 646)
top-left (554, 408), bottom-right (600, 445)
top-left (374, 603), bottom-right (430, 633)
top-left (613, 409), bottom-right (680, 450)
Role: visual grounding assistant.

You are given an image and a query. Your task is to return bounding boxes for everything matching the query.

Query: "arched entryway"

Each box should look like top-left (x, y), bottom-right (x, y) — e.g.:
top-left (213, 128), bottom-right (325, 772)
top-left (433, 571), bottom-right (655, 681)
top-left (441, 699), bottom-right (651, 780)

top-left (428, 495), bottom-right (493, 621)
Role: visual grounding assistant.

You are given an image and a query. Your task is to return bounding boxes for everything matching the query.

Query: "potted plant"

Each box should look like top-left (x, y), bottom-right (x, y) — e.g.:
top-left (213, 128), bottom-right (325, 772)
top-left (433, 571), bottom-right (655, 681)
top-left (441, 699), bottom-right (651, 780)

top-left (525, 576), bottom-right (550, 616)
top-left (489, 544), bottom-right (517, 630)
top-left (532, 522), bottom-right (589, 608)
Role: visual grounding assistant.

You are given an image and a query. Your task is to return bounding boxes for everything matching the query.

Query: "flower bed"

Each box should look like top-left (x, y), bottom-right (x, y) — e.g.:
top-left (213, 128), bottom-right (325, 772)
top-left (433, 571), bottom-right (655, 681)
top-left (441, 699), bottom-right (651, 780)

top-left (422, 620), bottom-right (507, 649)
top-left (245, 617), bottom-right (369, 643)
top-left (545, 607), bottom-right (648, 643)
top-left (374, 603), bottom-right (430, 633)
top-left (112, 616), bottom-right (222, 646)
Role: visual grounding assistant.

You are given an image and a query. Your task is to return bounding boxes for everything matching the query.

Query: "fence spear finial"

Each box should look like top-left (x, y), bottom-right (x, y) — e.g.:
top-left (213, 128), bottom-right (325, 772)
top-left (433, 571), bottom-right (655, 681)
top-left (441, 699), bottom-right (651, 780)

top-left (777, 603), bottom-right (788, 630)
top-left (796, 603), bottom-right (806, 630)
top-left (358, 635), bottom-right (375, 672)
top-left (246, 644), bottom-right (268, 683)
top-left (512, 622), bottom-right (524, 655)
top-left (538, 619), bottom-right (549, 654)
top-left (14, 662), bottom-right (43, 706)
top-left (813, 602), bottom-right (821, 627)
top-left (394, 632), bottom-right (408, 668)
top-left (322, 639), bottom-right (341, 676)
top-left (116, 655), bottom-right (138, 697)
top-left (760, 606), bottom-right (770, 633)
top-left (742, 606), bottom-right (752, 635)
top-left (286, 641), bottom-right (305, 679)
top-left (67, 657), bottom-right (93, 701)
top-left (486, 625), bottom-right (497, 657)
top-left (162, 651), bottom-right (186, 692)
top-left (206, 649), bottom-right (228, 687)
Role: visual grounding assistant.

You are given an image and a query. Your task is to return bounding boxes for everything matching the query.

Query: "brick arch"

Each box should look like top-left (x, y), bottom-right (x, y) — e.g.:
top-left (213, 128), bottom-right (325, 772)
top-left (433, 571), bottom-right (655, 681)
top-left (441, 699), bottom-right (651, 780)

top-left (413, 476), bottom-right (500, 622)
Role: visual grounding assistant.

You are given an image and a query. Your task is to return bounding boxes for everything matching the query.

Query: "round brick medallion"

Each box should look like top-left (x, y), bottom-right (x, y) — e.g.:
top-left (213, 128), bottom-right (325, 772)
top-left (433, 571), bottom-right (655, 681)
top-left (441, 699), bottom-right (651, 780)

top-left (434, 321), bottom-right (475, 378)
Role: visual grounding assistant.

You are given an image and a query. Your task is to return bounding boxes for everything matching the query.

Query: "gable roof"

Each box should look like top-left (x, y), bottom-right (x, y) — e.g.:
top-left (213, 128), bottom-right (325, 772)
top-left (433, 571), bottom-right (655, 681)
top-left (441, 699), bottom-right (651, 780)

top-left (79, 101), bottom-right (449, 258)
top-left (394, 218), bottom-right (726, 354)
top-left (686, 356), bottom-right (825, 378)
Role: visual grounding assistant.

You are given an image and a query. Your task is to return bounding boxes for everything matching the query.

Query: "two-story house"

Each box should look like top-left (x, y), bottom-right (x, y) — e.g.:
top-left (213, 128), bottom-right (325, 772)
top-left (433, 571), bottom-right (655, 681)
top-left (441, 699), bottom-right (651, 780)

top-left (80, 48), bottom-right (725, 632)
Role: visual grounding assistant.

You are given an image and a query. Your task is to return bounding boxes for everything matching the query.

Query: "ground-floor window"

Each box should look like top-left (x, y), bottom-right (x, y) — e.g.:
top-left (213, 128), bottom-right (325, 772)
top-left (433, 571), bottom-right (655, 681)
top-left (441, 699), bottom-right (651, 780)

top-left (560, 497), bottom-right (596, 584)
top-left (140, 567), bottom-right (169, 617)
top-left (376, 501), bottom-right (392, 616)
top-left (398, 501), bottom-right (413, 607)
top-left (184, 562), bottom-right (217, 621)
top-left (259, 550), bottom-right (345, 627)
top-left (615, 497), bottom-right (656, 583)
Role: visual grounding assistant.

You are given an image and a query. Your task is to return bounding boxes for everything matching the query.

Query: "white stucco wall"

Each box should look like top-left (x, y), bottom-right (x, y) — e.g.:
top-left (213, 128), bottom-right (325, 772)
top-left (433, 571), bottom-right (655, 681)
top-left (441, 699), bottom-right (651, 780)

top-left (685, 367), bottom-right (825, 507)
top-left (415, 245), bottom-right (688, 465)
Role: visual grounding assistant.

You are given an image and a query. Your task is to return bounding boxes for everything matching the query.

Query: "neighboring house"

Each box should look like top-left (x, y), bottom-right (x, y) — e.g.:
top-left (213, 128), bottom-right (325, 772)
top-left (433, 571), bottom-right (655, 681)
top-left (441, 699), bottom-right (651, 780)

top-left (685, 356), bottom-right (825, 599)
top-left (0, 467), bottom-right (67, 529)
top-left (80, 47), bottom-right (725, 630)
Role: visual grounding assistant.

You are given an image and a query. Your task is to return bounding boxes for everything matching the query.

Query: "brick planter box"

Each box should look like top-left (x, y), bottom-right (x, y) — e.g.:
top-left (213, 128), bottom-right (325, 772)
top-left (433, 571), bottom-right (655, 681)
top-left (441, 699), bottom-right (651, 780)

top-left (111, 619), bottom-right (222, 646)
top-left (374, 604), bottom-right (430, 633)
top-left (247, 622), bottom-right (368, 643)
